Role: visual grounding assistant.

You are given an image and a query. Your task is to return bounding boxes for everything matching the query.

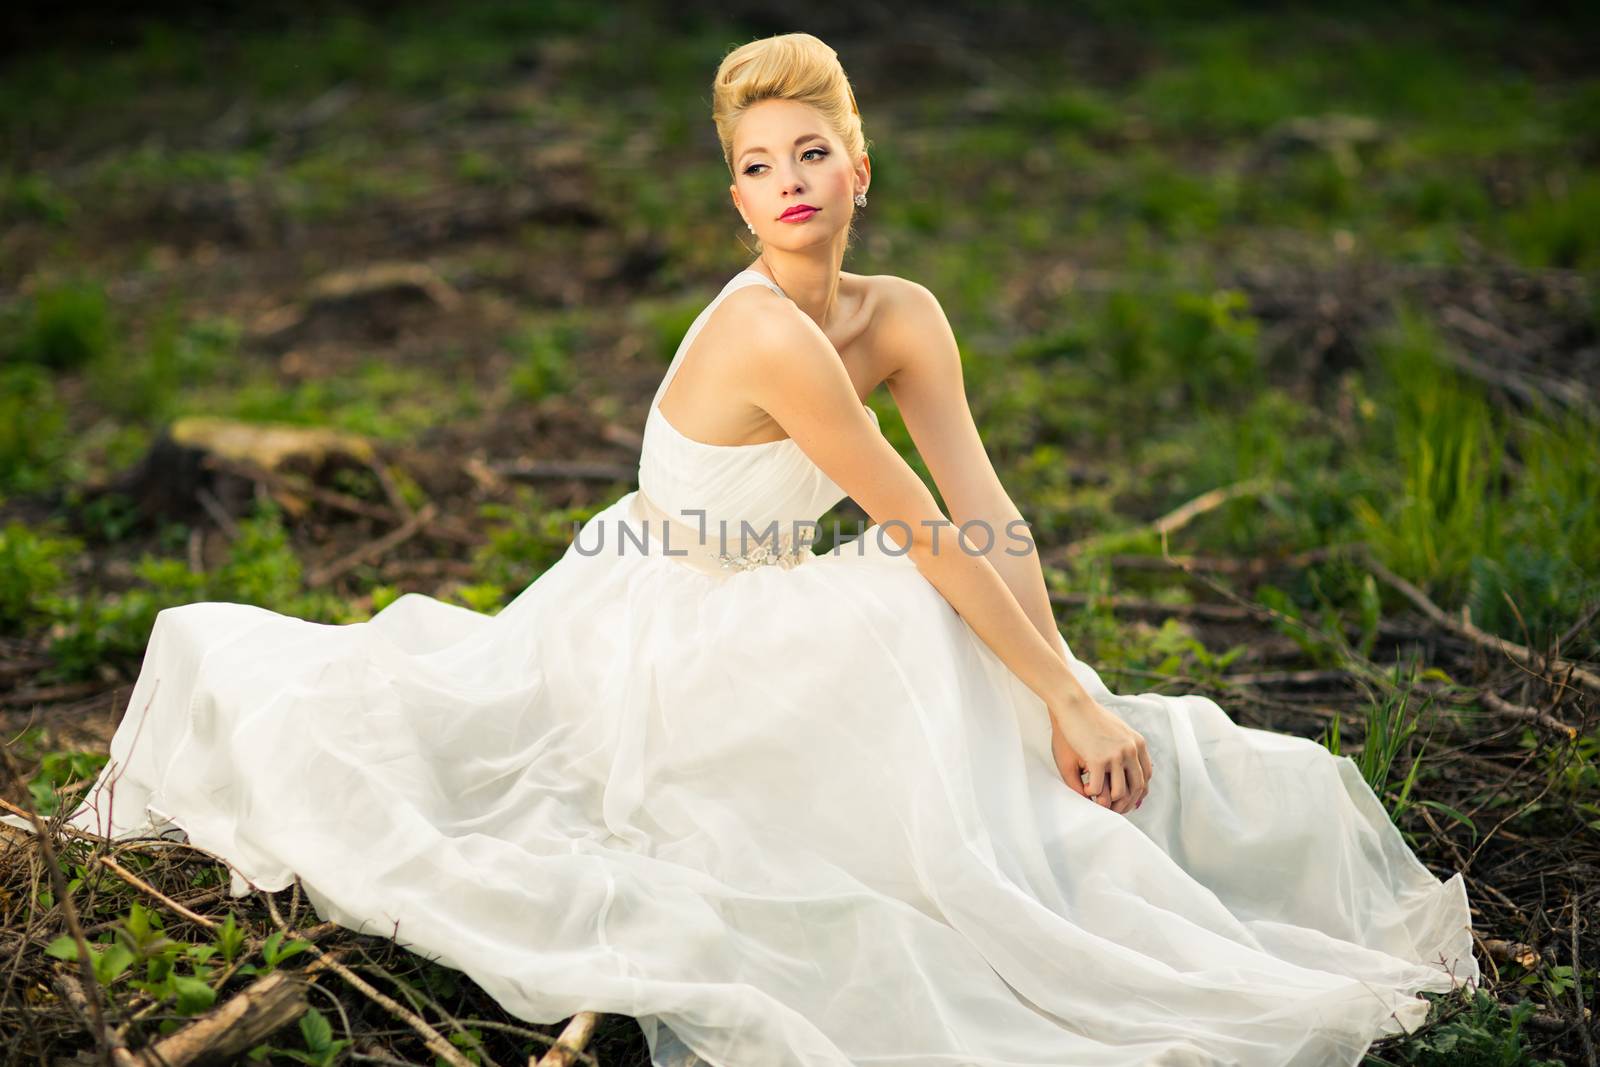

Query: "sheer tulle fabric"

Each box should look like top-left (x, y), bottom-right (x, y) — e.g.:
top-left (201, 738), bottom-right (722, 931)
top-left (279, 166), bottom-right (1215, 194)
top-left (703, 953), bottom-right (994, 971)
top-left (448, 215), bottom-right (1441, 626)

top-left (7, 270), bottom-right (1477, 1066)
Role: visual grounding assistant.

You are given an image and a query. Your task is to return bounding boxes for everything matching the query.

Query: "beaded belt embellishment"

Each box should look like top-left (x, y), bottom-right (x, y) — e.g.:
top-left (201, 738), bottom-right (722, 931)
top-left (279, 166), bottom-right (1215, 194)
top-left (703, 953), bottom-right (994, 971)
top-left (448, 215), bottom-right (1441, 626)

top-left (629, 489), bottom-right (816, 576)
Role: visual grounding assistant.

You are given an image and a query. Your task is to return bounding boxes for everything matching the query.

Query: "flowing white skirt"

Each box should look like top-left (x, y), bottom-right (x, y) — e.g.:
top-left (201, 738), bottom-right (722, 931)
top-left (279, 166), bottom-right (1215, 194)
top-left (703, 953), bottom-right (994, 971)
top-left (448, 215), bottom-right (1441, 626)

top-left (10, 488), bottom-right (1478, 1066)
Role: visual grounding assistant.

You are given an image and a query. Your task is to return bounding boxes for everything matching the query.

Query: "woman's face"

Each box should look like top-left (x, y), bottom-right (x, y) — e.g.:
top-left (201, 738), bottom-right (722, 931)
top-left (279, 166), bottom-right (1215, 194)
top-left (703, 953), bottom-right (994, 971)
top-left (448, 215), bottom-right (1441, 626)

top-left (729, 98), bottom-right (867, 249)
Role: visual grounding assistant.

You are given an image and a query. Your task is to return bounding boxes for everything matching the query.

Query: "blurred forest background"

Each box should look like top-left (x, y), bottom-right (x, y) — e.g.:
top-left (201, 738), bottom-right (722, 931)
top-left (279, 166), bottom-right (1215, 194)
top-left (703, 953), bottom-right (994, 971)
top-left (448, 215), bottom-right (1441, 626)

top-left (1, 1), bottom-right (1597, 1064)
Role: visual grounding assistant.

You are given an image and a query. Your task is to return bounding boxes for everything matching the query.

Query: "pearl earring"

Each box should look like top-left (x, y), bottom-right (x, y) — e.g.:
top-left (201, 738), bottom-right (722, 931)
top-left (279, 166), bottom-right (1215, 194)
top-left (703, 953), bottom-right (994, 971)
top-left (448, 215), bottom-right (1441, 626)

top-left (854, 192), bottom-right (867, 207)
top-left (747, 221), bottom-right (755, 233)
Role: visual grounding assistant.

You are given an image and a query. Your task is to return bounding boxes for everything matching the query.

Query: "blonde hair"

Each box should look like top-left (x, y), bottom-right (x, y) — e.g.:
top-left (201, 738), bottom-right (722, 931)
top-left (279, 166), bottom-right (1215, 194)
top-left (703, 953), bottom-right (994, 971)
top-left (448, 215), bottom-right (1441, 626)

top-left (712, 33), bottom-right (869, 179)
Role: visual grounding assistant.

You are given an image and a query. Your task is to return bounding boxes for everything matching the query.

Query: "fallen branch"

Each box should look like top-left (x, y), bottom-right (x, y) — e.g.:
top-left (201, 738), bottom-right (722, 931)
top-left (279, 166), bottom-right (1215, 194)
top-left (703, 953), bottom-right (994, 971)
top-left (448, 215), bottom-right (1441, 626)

top-left (1363, 553), bottom-right (1600, 698)
top-left (261, 893), bottom-right (478, 1067)
top-left (54, 968), bottom-right (141, 1067)
top-left (131, 969), bottom-right (311, 1067)
top-left (1477, 689), bottom-right (1580, 740)
top-left (306, 501), bottom-right (440, 588)
top-left (0, 744), bottom-right (115, 1066)
top-left (488, 457), bottom-right (639, 485)
top-left (534, 1011), bottom-right (600, 1067)
top-left (204, 455), bottom-right (481, 547)
top-left (96, 854), bottom-right (218, 931)
top-left (1, 681), bottom-right (104, 708)
top-left (1103, 543), bottom-right (1359, 576)
top-left (1052, 477), bottom-right (1285, 561)
top-left (1047, 591), bottom-right (1256, 623)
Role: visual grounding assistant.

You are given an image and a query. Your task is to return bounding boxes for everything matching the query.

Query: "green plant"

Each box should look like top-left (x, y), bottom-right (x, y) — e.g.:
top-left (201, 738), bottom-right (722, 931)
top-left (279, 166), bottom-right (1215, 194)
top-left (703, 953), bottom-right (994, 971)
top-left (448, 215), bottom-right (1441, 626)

top-left (0, 363), bottom-right (69, 495)
top-left (1351, 306), bottom-right (1504, 604)
top-left (27, 749), bottom-right (109, 816)
top-left (0, 519), bottom-right (81, 634)
top-left (1380, 987), bottom-right (1566, 1065)
top-left (6, 278), bottom-right (113, 370)
top-left (472, 487), bottom-right (602, 589)
top-left (507, 319), bottom-right (579, 402)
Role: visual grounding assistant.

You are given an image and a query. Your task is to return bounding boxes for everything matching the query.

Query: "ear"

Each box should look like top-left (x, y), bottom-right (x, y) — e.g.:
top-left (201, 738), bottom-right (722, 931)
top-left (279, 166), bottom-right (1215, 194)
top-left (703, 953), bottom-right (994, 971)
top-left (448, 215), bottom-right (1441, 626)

top-left (855, 153), bottom-right (871, 195)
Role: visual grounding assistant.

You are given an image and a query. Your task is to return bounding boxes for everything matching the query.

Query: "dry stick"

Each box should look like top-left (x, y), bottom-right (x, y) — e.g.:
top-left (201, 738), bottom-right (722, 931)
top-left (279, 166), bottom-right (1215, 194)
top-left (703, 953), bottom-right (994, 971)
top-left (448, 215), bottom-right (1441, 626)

top-left (113, 922), bottom-right (344, 1042)
top-left (488, 457), bottom-right (639, 485)
top-left (1555, 600), bottom-right (1600, 656)
top-left (1477, 689), bottom-right (1581, 741)
top-left (0, 746), bottom-right (117, 1067)
top-left (344, 940), bottom-right (601, 1067)
top-left (95, 856), bottom-right (217, 931)
top-left (194, 486), bottom-right (240, 540)
top-left (305, 501), bottom-right (440, 587)
top-left (1571, 892), bottom-right (1598, 1067)
top-left (1462, 759), bottom-right (1566, 876)
top-left (132, 969), bottom-right (312, 1067)
top-left (53, 969), bottom-right (142, 1067)
top-left (1362, 553), bottom-right (1600, 699)
top-left (1436, 304), bottom-right (1599, 417)
top-left (533, 1011), bottom-right (600, 1067)
top-left (1143, 540), bottom-right (1583, 738)
top-left (1053, 477), bottom-right (1284, 561)
top-left (344, 943), bottom-right (511, 1067)
top-left (203, 456), bottom-right (481, 546)
top-left (1047, 591), bottom-right (1255, 623)
top-left (1, 681), bottom-right (103, 708)
top-left (1104, 543), bottom-right (1359, 575)
top-left (1413, 805), bottom-right (1527, 926)
top-left (259, 893), bottom-right (478, 1067)
top-left (367, 459), bottom-right (416, 521)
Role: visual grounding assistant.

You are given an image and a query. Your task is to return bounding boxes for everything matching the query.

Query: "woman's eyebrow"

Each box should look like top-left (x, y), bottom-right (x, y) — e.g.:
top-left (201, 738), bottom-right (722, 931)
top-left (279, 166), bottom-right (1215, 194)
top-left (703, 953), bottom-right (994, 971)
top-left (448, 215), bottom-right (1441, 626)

top-left (738, 133), bottom-right (826, 165)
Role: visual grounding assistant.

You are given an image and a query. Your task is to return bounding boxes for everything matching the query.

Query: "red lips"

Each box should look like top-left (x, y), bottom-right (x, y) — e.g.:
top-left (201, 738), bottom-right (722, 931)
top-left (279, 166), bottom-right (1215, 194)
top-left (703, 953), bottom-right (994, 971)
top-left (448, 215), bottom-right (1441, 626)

top-left (779, 204), bottom-right (819, 220)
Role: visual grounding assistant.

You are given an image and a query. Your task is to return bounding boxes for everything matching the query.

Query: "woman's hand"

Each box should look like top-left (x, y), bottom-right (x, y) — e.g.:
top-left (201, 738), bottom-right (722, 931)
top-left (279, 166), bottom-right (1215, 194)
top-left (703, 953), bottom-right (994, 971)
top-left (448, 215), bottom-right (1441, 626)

top-left (1049, 697), bottom-right (1153, 815)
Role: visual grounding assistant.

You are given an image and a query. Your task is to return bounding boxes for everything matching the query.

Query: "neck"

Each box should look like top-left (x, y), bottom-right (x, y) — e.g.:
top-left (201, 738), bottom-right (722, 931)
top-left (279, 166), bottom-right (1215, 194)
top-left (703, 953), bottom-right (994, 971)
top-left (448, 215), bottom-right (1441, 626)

top-left (751, 250), bottom-right (845, 328)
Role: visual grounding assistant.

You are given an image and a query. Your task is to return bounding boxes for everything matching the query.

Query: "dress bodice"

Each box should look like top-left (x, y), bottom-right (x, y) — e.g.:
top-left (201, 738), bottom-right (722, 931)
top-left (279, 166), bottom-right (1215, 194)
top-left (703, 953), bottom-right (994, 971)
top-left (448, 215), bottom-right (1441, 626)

top-left (636, 270), bottom-right (880, 536)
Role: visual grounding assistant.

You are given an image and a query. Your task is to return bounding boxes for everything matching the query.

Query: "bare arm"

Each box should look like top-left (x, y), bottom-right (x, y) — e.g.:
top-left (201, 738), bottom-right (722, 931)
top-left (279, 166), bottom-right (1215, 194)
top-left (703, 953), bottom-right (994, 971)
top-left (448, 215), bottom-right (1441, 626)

top-left (738, 289), bottom-right (1095, 729)
top-left (879, 282), bottom-right (1061, 661)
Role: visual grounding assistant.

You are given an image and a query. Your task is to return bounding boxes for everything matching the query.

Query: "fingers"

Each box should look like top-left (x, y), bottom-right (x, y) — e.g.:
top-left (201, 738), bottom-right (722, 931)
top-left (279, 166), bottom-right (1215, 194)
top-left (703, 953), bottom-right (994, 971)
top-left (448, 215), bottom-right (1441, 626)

top-left (1103, 762), bottom-right (1127, 812)
top-left (1086, 762), bottom-right (1110, 807)
top-left (1053, 731), bottom-right (1090, 797)
top-left (1126, 732), bottom-right (1153, 812)
top-left (1122, 749), bottom-right (1146, 813)
top-left (1099, 741), bottom-right (1153, 816)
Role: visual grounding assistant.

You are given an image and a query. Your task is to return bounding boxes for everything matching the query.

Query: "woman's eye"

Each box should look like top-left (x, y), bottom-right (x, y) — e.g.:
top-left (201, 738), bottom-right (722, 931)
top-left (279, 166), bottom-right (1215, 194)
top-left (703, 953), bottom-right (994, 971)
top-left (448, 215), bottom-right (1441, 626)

top-left (744, 149), bottom-right (827, 176)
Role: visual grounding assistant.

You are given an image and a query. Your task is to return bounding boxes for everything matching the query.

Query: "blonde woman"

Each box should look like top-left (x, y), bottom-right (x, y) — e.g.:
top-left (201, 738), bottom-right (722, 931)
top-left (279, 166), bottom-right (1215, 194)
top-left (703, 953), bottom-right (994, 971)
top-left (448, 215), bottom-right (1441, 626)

top-left (17, 31), bottom-right (1478, 1067)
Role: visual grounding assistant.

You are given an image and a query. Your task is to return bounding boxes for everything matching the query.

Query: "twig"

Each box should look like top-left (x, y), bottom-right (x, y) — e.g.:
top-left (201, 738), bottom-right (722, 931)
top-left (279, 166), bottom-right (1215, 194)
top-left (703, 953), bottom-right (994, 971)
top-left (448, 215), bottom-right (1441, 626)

top-left (1103, 543), bottom-right (1359, 575)
top-left (0, 746), bottom-right (115, 1067)
top-left (1573, 891), bottom-right (1598, 1067)
top-left (1363, 552), bottom-right (1600, 698)
top-left (305, 501), bottom-right (440, 587)
top-left (534, 1011), bottom-right (600, 1067)
top-left (204, 456), bottom-right (481, 546)
top-left (95, 855), bottom-right (217, 931)
top-left (367, 459), bottom-right (417, 521)
top-left (53, 969), bottom-right (142, 1067)
top-left (1, 681), bottom-right (104, 708)
top-left (260, 893), bottom-right (478, 1067)
top-left (1053, 477), bottom-right (1285, 561)
top-left (1047, 592), bottom-right (1255, 623)
top-left (194, 486), bottom-right (240, 540)
top-left (488, 458), bottom-right (639, 485)
top-left (1477, 689), bottom-right (1579, 740)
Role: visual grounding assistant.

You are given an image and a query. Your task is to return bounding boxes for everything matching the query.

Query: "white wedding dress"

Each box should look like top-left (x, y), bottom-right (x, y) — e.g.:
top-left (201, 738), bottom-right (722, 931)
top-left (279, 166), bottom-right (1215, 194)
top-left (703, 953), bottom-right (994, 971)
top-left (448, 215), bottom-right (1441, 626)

top-left (7, 268), bottom-right (1477, 1066)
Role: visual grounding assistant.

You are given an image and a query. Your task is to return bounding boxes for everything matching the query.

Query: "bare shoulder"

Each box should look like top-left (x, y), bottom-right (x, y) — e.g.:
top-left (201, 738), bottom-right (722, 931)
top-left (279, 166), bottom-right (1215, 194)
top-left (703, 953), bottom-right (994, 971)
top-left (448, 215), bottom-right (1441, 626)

top-left (854, 273), bottom-right (950, 384)
top-left (681, 282), bottom-right (811, 382)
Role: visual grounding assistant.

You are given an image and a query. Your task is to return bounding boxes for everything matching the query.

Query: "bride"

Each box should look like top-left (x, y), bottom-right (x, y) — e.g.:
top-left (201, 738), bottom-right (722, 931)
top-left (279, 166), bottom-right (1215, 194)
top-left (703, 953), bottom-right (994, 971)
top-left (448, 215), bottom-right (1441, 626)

top-left (11, 31), bottom-right (1477, 1067)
